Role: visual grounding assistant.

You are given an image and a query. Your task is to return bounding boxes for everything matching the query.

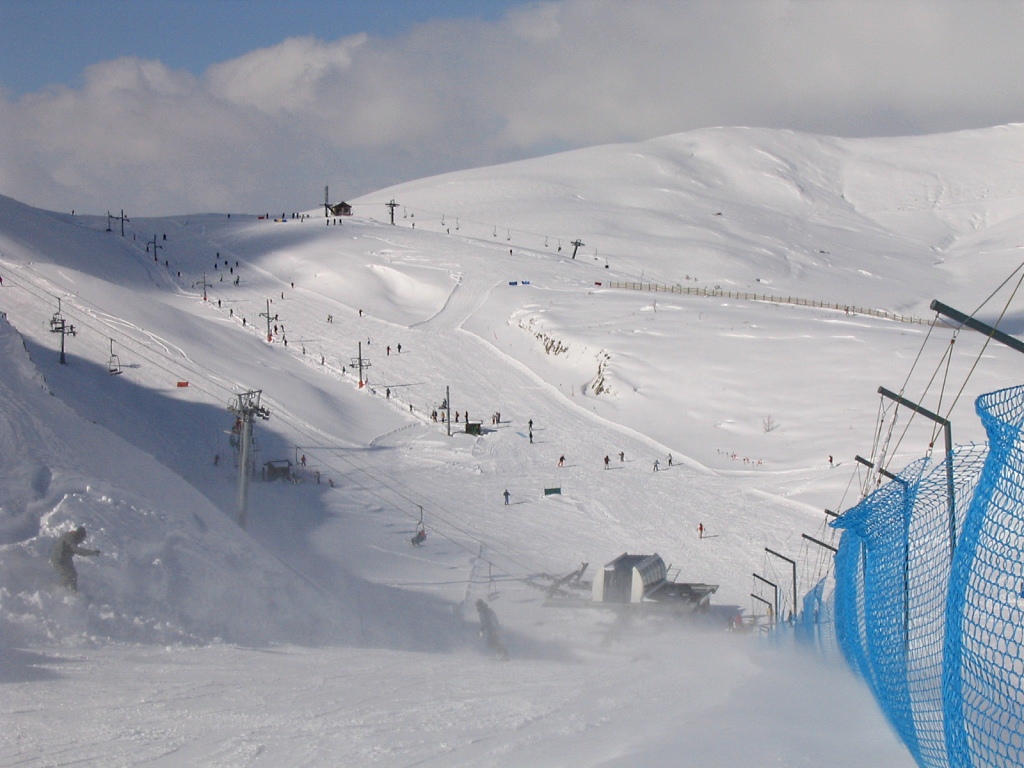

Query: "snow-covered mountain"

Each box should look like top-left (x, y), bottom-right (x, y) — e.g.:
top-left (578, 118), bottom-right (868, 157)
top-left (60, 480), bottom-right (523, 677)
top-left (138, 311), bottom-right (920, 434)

top-left (5, 124), bottom-right (1023, 765)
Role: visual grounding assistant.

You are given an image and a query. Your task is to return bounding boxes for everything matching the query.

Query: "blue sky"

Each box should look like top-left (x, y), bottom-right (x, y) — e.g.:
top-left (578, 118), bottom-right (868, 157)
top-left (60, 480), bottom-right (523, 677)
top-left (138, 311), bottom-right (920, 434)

top-left (2, 0), bottom-right (1024, 216)
top-left (0, 0), bottom-right (528, 95)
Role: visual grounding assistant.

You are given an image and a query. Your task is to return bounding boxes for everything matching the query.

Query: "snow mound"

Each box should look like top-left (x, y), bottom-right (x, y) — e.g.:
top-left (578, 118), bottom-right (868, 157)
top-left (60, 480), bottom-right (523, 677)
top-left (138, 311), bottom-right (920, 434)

top-left (0, 313), bottom-right (356, 648)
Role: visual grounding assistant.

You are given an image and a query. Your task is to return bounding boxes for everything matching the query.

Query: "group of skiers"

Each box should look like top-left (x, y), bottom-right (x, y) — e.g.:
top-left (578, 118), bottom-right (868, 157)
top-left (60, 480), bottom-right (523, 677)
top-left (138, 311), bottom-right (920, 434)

top-left (558, 451), bottom-right (674, 472)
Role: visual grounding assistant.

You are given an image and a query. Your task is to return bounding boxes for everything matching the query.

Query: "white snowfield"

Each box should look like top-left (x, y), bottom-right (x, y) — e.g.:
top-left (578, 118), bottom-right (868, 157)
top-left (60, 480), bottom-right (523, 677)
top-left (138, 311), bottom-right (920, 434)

top-left (4, 123), bottom-right (1022, 765)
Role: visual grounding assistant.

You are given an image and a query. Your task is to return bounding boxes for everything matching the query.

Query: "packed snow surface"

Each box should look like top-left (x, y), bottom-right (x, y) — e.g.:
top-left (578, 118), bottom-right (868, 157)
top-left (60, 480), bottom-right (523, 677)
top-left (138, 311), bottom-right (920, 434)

top-left (5, 124), bottom-right (1024, 765)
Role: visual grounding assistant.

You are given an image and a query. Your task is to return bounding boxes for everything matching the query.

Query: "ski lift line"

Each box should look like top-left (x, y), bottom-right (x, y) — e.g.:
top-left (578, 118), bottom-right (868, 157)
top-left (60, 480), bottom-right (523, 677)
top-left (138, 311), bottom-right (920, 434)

top-left (289, 450), bottom-right (543, 578)
top-left (266, 405), bottom-right (546, 579)
top-left (3, 264), bottom-right (244, 400)
top-left (0, 268), bottom-right (245, 408)
top-left (3, 258), bottom-right (547, 580)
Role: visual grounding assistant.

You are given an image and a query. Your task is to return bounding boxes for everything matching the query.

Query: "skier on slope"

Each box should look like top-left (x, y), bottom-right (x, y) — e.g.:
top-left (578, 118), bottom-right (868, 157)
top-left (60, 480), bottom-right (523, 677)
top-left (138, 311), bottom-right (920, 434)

top-left (50, 526), bottom-right (101, 592)
top-left (476, 599), bottom-right (508, 659)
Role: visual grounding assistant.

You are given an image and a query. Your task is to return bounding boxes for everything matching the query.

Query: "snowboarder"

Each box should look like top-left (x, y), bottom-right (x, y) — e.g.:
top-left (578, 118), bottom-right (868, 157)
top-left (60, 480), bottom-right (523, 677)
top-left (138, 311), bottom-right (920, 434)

top-left (503, 489), bottom-right (510, 505)
top-left (50, 526), bottom-right (100, 592)
top-left (476, 599), bottom-right (507, 659)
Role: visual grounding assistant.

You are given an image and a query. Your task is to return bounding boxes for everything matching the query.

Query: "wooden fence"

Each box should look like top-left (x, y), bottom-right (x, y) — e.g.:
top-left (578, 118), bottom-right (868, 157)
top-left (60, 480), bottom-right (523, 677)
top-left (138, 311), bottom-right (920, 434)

top-left (600, 281), bottom-right (941, 326)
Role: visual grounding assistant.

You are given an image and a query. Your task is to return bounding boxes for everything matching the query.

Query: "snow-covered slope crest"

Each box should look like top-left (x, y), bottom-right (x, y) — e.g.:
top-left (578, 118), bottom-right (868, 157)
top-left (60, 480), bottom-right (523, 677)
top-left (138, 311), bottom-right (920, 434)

top-left (0, 313), bottom-right (356, 648)
top-left (357, 124), bottom-right (1024, 313)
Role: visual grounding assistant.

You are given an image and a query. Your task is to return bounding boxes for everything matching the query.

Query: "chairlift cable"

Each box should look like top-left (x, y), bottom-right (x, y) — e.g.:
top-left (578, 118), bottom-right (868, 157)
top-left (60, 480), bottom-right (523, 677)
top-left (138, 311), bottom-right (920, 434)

top-left (266, 405), bottom-right (547, 579)
top-left (2, 265), bottom-right (236, 402)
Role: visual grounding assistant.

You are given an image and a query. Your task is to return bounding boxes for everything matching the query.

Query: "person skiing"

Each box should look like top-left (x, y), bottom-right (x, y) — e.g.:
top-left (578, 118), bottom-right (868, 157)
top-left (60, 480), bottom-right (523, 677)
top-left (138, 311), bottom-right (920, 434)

top-left (476, 599), bottom-right (508, 659)
top-left (50, 526), bottom-right (100, 592)
top-left (653, 459), bottom-right (660, 472)
top-left (668, 454), bottom-right (673, 467)
top-left (619, 451), bottom-right (624, 462)
top-left (558, 455), bottom-right (565, 467)
top-left (604, 455), bottom-right (610, 469)
top-left (698, 522), bottom-right (705, 539)
top-left (503, 489), bottom-right (511, 505)
top-left (397, 343), bottom-right (402, 353)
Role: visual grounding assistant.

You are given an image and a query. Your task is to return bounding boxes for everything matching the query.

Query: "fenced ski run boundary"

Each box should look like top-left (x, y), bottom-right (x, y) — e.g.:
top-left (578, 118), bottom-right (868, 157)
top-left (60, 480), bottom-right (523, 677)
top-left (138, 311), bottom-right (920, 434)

top-left (602, 280), bottom-right (942, 327)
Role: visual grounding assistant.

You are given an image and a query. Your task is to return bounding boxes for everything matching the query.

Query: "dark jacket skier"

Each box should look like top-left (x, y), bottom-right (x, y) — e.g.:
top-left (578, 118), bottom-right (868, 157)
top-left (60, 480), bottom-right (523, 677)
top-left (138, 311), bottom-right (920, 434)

top-left (50, 526), bottom-right (100, 592)
top-left (476, 598), bottom-right (507, 658)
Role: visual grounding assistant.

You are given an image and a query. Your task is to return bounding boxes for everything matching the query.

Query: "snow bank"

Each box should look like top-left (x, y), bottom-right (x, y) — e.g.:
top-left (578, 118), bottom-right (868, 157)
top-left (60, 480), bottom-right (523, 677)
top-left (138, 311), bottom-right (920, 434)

top-left (0, 313), bottom-right (357, 648)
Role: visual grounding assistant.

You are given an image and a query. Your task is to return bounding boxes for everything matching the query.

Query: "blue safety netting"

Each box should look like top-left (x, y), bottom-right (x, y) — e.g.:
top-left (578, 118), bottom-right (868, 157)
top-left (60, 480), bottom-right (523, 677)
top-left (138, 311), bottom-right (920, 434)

top-left (808, 383), bottom-right (1024, 767)
top-left (945, 385), bottom-right (1024, 768)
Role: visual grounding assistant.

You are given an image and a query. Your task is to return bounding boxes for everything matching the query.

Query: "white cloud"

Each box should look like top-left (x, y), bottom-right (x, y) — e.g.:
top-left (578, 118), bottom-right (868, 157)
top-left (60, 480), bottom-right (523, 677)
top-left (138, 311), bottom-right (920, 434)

top-left (1, 0), bottom-right (1023, 215)
top-left (206, 34), bottom-right (365, 114)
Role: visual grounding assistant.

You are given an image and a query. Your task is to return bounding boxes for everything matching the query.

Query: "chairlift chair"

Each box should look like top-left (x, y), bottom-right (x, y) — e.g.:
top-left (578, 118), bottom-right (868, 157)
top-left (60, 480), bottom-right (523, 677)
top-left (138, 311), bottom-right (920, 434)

top-left (411, 505), bottom-right (427, 546)
top-left (108, 339), bottom-right (123, 375)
